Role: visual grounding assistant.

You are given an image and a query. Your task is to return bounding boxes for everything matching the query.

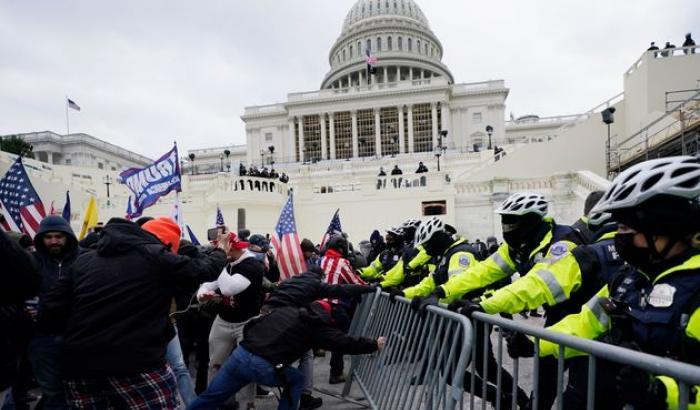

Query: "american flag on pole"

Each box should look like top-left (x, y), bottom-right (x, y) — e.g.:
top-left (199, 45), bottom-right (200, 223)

top-left (215, 205), bottom-right (225, 226)
top-left (0, 157), bottom-right (46, 236)
top-left (320, 209), bottom-right (342, 250)
top-left (271, 194), bottom-right (306, 280)
top-left (67, 98), bottom-right (81, 111)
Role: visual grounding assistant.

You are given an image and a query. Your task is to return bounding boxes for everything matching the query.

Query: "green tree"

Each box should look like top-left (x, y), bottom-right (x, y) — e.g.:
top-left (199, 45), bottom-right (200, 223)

top-left (0, 135), bottom-right (34, 158)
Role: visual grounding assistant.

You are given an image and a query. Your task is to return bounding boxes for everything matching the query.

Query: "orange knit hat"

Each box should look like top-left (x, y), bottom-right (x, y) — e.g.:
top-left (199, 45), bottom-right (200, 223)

top-left (142, 217), bottom-right (181, 254)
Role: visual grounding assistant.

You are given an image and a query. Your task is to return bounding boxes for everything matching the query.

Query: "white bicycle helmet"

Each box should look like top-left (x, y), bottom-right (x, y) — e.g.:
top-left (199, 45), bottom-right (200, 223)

top-left (587, 211), bottom-right (612, 227)
top-left (401, 218), bottom-right (422, 230)
top-left (495, 192), bottom-right (548, 217)
top-left (414, 217), bottom-right (444, 246)
top-left (591, 156), bottom-right (700, 214)
top-left (386, 226), bottom-right (404, 237)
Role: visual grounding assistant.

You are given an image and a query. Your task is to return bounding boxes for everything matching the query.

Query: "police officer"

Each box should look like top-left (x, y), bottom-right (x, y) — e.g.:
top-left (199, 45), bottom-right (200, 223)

top-left (539, 156), bottom-right (700, 410)
top-left (571, 190), bottom-right (605, 244)
top-left (359, 226), bottom-right (405, 280)
top-left (379, 219), bottom-right (433, 290)
top-left (414, 192), bottom-right (586, 409)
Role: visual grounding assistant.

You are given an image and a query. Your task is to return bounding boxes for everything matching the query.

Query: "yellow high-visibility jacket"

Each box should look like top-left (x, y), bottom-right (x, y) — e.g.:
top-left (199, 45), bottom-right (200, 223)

top-left (380, 246), bottom-right (432, 288)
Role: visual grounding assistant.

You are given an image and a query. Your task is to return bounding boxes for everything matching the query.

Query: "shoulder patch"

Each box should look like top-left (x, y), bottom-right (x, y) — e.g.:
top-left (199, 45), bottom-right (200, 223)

top-left (459, 255), bottom-right (470, 267)
top-left (549, 242), bottom-right (569, 257)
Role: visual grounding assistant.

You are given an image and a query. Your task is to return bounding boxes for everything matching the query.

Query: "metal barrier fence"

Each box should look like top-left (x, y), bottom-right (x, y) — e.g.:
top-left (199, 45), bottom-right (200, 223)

top-left (342, 289), bottom-right (473, 410)
top-left (342, 289), bottom-right (700, 410)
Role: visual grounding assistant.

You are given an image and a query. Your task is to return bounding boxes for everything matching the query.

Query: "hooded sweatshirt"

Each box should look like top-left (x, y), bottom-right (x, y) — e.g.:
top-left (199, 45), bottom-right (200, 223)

top-left (32, 215), bottom-right (80, 305)
top-left (38, 218), bottom-right (227, 377)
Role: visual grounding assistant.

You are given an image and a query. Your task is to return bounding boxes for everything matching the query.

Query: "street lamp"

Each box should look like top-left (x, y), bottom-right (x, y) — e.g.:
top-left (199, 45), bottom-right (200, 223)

top-left (435, 130), bottom-right (448, 171)
top-left (601, 107), bottom-right (616, 177)
top-left (260, 149), bottom-right (266, 167)
top-left (188, 153), bottom-right (195, 175)
top-left (268, 146), bottom-right (275, 167)
top-left (103, 175), bottom-right (112, 206)
top-left (224, 149), bottom-right (231, 171)
top-left (219, 153), bottom-right (224, 172)
top-left (485, 125), bottom-right (493, 150)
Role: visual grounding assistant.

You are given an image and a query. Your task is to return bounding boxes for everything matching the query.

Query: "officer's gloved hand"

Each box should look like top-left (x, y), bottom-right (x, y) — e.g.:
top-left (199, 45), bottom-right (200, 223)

top-left (506, 332), bottom-right (535, 358)
top-left (615, 366), bottom-right (667, 410)
top-left (416, 293), bottom-right (439, 312)
top-left (365, 277), bottom-right (382, 284)
top-left (410, 297), bottom-right (423, 312)
top-left (388, 288), bottom-right (403, 303)
top-left (448, 299), bottom-right (484, 318)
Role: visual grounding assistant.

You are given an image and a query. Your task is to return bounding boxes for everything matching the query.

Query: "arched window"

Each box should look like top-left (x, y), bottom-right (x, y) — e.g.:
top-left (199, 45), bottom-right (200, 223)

top-left (408, 38), bottom-right (412, 51)
top-left (417, 39), bottom-right (421, 53)
top-left (342, 49), bottom-right (346, 61)
top-left (398, 36), bottom-right (403, 50)
top-left (366, 39), bottom-right (372, 53)
top-left (358, 41), bottom-right (362, 55)
top-left (387, 36), bottom-right (392, 51)
top-left (377, 37), bottom-right (382, 51)
top-left (424, 42), bottom-right (428, 55)
top-left (349, 45), bottom-right (353, 58)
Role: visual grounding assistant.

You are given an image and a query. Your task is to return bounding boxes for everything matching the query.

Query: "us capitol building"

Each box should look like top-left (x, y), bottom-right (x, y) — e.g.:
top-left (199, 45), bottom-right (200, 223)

top-left (2, 0), bottom-right (699, 243)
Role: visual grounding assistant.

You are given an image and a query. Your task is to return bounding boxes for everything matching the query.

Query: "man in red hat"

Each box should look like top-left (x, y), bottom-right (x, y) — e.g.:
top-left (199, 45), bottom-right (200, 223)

top-left (197, 231), bottom-right (266, 409)
top-left (39, 217), bottom-right (228, 409)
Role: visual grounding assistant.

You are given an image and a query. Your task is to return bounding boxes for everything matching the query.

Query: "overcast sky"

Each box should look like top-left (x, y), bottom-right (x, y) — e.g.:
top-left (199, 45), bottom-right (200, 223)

top-left (1, 0), bottom-right (697, 159)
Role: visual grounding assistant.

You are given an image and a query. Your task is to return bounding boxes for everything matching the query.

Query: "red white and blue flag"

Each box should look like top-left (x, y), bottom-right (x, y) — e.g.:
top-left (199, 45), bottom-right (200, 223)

top-left (216, 205), bottom-right (225, 226)
top-left (271, 194), bottom-right (306, 280)
top-left (320, 209), bottom-right (342, 250)
top-left (0, 157), bottom-right (46, 236)
top-left (365, 47), bottom-right (378, 66)
top-left (67, 98), bottom-right (81, 111)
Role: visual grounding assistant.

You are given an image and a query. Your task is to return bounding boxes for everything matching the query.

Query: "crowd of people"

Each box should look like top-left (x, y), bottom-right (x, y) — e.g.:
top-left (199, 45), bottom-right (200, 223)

top-left (2, 155), bottom-right (700, 410)
top-left (239, 163), bottom-right (289, 184)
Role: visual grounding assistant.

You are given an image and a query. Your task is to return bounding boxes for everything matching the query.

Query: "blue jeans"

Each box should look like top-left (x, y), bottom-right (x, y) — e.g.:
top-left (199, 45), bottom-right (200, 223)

top-left (165, 332), bottom-right (196, 406)
top-left (28, 336), bottom-right (66, 410)
top-left (189, 346), bottom-right (303, 410)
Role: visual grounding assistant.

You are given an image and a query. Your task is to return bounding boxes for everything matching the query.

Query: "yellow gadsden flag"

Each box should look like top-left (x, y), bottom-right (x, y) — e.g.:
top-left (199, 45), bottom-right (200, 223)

top-left (79, 196), bottom-right (99, 240)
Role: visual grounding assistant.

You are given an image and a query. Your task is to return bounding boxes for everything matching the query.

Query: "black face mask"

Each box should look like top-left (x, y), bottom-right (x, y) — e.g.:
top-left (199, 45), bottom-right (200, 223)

top-left (614, 232), bottom-right (654, 272)
top-left (503, 220), bottom-right (545, 253)
top-left (424, 232), bottom-right (453, 256)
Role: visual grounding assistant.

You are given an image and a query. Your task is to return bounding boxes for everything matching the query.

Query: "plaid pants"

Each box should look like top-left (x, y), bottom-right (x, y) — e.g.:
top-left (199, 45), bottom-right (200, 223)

top-left (65, 365), bottom-right (179, 409)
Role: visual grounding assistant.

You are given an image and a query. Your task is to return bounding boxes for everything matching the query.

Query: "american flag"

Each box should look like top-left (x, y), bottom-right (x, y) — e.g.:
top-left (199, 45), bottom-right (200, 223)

top-left (321, 248), bottom-right (366, 303)
top-left (216, 205), bottom-right (225, 226)
top-left (320, 209), bottom-right (342, 250)
top-left (67, 97), bottom-right (81, 111)
top-left (271, 194), bottom-right (306, 280)
top-left (0, 157), bottom-right (46, 237)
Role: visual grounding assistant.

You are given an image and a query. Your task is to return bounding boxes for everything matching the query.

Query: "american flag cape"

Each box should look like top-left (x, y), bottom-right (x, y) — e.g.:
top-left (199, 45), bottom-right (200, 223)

top-left (0, 157), bottom-right (46, 236)
top-left (319, 209), bottom-right (342, 250)
top-left (270, 194), bottom-right (306, 280)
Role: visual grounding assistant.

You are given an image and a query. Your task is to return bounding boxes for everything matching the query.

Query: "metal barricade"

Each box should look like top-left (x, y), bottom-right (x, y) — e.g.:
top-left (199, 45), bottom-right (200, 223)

top-left (342, 289), bottom-right (473, 410)
top-left (467, 312), bottom-right (700, 410)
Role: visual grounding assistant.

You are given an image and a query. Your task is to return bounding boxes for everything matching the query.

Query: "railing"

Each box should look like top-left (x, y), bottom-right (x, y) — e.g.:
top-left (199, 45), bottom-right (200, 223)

top-left (342, 290), bottom-right (473, 410)
top-left (626, 45), bottom-right (699, 77)
top-left (611, 89), bottom-right (700, 169)
top-left (227, 176), bottom-right (288, 195)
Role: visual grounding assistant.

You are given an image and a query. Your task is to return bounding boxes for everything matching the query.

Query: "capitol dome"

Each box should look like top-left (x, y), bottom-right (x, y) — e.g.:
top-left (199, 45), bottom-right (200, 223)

top-left (321, 0), bottom-right (453, 89)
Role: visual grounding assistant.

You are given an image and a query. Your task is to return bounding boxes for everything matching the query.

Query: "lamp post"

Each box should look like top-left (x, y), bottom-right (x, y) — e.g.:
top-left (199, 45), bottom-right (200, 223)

top-left (260, 149), bottom-right (266, 167)
top-left (601, 107), bottom-right (616, 178)
top-left (219, 154), bottom-right (224, 172)
top-left (103, 175), bottom-right (112, 206)
top-left (224, 149), bottom-right (231, 171)
top-left (485, 125), bottom-right (493, 150)
top-left (268, 146), bottom-right (275, 168)
top-left (188, 153), bottom-right (195, 175)
top-left (435, 130), bottom-right (448, 171)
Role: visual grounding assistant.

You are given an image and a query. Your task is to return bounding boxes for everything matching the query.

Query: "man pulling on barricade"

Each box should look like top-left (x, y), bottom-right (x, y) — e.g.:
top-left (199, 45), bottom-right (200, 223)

top-left (359, 226), bottom-right (405, 281)
top-left (537, 156), bottom-right (700, 410)
top-left (189, 300), bottom-right (386, 410)
top-left (411, 193), bottom-right (586, 409)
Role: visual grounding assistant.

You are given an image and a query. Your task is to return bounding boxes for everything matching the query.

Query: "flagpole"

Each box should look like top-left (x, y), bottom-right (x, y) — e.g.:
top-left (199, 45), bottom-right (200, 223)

top-left (65, 96), bottom-right (70, 135)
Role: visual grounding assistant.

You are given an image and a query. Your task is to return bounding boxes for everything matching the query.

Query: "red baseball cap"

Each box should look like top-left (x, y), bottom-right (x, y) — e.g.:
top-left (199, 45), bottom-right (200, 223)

top-left (228, 232), bottom-right (249, 250)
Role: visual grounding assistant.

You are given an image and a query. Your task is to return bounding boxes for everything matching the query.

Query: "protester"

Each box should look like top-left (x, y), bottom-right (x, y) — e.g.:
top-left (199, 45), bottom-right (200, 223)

top-left (367, 229), bottom-right (385, 262)
top-left (683, 32), bottom-right (696, 54)
top-left (415, 161), bottom-right (428, 173)
top-left (390, 165), bottom-right (403, 175)
top-left (28, 215), bottom-right (82, 410)
top-left (190, 300), bottom-right (385, 410)
top-left (661, 41), bottom-right (676, 57)
top-left (301, 238), bottom-right (321, 267)
top-left (38, 217), bottom-right (228, 409)
top-left (377, 167), bottom-right (386, 177)
top-left (0, 230), bottom-right (40, 407)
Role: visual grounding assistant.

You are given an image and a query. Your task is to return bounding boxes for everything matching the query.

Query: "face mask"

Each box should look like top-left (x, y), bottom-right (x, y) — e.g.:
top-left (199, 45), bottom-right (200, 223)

top-left (614, 232), bottom-right (654, 272)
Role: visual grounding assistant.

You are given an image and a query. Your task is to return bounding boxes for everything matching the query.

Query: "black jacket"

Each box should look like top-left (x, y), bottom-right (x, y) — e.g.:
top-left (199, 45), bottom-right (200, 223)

top-left (263, 270), bottom-right (372, 310)
top-left (0, 230), bottom-right (40, 390)
top-left (38, 218), bottom-right (227, 377)
top-left (242, 304), bottom-right (377, 365)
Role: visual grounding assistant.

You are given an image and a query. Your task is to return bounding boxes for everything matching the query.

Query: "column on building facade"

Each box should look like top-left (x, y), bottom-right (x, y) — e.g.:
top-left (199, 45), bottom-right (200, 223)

top-left (347, 74), bottom-right (352, 88)
top-left (408, 105), bottom-right (415, 153)
top-left (299, 116), bottom-right (305, 162)
top-left (409, 67), bottom-right (413, 81)
top-left (398, 105), bottom-right (405, 154)
top-left (374, 108), bottom-right (381, 157)
top-left (47, 152), bottom-right (54, 164)
top-left (431, 102), bottom-right (438, 149)
top-left (359, 69), bottom-right (365, 86)
top-left (351, 110), bottom-right (359, 158)
top-left (329, 113), bottom-right (337, 160)
top-left (320, 113), bottom-right (328, 160)
top-left (288, 118), bottom-right (296, 162)
top-left (383, 66), bottom-right (388, 83)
